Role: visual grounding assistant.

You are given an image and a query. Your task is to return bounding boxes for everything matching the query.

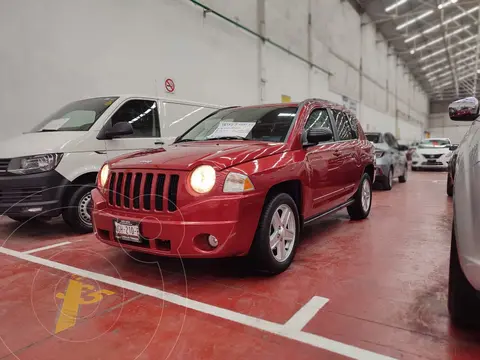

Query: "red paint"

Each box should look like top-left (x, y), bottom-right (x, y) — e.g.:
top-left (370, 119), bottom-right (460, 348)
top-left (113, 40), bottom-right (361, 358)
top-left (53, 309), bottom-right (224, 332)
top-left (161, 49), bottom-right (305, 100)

top-left (91, 100), bottom-right (375, 258)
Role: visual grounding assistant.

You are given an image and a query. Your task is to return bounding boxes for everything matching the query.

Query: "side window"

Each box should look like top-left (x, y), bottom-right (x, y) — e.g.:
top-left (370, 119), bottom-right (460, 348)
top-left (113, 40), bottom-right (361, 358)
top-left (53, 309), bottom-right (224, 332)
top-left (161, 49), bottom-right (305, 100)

top-left (384, 133), bottom-right (395, 148)
top-left (303, 109), bottom-right (334, 142)
top-left (347, 114), bottom-right (358, 139)
top-left (331, 110), bottom-right (354, 141)
top-left (110, 99), bottom-right (160, 138)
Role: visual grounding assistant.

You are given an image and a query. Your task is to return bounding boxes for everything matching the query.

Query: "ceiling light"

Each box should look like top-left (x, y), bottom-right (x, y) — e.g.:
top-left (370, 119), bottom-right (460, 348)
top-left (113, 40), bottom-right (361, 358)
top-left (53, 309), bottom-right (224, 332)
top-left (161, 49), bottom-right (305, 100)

top-left (419, 34), bottom-right (477, 61)
top-left (411, 25), bottom-right (470, 52)
top-left (385, 0), bottom-right (408, 13)
top-left (396, 9), bottom-right (434, 30)
top-left (405, 6), bottom-right (478, 42)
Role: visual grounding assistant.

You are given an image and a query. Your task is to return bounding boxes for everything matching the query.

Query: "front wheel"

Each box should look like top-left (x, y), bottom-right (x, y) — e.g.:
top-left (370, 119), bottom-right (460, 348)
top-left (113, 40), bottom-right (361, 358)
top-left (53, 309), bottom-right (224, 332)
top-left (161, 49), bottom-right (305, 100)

top-left (448, 220), bottom-right (480, 328)
top-left (447, 175), bottom-right (453, 197)
top-left (382, 168), bottom-right (393, 190)
top-left (62, 184), bottom-right (95, 234)
top-left (249, 193), bottom-right (300, 275)
top-left (347, 173), bottom-right (372, 220)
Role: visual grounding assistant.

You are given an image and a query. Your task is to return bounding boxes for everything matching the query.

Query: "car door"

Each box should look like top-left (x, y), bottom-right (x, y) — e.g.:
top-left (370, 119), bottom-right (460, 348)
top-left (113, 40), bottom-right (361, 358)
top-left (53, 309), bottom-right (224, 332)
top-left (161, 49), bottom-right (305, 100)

top-left (303, 108), bottom-right (345, 217)
top-left (330, 109), bottom-right (358, 200)
top-left (102, 98), bottom-right (164, 161)
top-left (385, 133), bottom-right (401, 177)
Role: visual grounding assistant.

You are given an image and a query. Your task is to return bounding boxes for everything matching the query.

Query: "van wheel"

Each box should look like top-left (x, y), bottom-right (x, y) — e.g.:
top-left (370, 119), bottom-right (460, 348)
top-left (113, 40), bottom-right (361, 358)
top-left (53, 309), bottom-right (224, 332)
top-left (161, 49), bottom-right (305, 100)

top-left (62, 184), bottom-right (95, 234)
top-left (347, 173), bottom-right (372, 220)
top-left (249, 193), bottom-right (300, 275)
top-left (447, 175), bottom-right (454, 197)
top-left (448, 219), bottom-right (480, 328)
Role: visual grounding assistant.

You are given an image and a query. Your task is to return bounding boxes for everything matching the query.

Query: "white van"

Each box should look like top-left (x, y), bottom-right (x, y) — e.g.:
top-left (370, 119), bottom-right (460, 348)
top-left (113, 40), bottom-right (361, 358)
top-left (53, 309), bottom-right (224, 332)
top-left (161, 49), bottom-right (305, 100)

top-left (0, 95), bottom-right (223, 233)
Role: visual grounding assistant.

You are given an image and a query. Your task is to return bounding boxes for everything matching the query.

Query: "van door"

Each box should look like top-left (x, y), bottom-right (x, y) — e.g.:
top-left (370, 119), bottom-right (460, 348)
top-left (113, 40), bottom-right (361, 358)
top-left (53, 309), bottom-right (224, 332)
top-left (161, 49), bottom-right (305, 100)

top-left (102, 98), bottom-right (164, 161)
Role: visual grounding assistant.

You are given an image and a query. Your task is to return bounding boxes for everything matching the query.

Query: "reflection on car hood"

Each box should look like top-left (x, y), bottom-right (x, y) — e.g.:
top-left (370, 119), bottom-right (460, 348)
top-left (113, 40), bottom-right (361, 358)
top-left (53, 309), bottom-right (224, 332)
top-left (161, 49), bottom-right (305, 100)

top-left (109, 141), bottom-right (288, 171)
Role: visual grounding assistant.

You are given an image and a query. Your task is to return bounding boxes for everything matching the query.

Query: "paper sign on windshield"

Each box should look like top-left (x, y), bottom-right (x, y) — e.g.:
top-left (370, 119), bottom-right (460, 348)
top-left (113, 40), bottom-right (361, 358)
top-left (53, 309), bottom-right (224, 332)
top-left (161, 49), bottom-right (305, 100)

top-left (41, 118), bottom-right (70, 131)
top-left (207, 121), bottom-right (256, 139)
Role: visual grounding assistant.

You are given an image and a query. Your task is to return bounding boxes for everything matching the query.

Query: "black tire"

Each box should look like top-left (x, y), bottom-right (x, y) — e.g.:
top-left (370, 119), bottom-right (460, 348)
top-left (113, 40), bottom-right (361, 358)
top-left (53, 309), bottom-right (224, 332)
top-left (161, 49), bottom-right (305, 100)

top-left (62, 184), bottom-right (95, 234)
top-left (347, 173), bottom-right (372, 220)
top-left (382, 167), bottom-right (393, 190)
top-left (249, 193), bottom-right (300, 275)
top-left (447, 175), bottom-right (453, 197)
top-left (412, 166), bottom-right (418, 171)
top-left (448, 220), bottom-right (480, 328)
top-left (399, 165), bottom-right (407, 183)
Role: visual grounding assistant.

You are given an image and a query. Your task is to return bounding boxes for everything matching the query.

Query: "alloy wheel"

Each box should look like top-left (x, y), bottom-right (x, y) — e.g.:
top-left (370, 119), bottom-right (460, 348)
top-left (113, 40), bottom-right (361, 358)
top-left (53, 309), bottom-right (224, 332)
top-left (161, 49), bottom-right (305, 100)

top-left (361, 179), bottom-right (371, 213)
top-left (269, 204), bottom-right (296, 262)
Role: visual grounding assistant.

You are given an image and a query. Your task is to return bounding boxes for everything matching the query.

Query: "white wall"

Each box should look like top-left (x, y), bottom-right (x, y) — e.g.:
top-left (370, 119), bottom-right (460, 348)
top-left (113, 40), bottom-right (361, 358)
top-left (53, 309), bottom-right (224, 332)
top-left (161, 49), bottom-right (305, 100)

top-left (0, 0), bottom-right (429, 142)
top-left (428, 113), bottom-right (471, 144)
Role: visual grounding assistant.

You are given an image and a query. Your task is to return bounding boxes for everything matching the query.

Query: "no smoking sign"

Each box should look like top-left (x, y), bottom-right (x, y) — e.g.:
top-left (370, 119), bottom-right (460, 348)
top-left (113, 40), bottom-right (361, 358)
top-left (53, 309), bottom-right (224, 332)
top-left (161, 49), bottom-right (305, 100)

top-left (164, 78), bottom-right (175, 94)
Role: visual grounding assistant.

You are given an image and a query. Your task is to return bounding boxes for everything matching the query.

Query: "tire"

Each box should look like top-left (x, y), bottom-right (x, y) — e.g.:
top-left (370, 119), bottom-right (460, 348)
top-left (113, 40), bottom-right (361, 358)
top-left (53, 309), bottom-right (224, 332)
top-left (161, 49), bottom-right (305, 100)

top-left (399, 165), bottom-right (408, 183)
top-left (62, 183), bottom-right (95, 234)
top-left (447, 175), bottom-right (453, 197)
top-left (347, 173), bottom-right (372, 220)
top-left (448, 220), bottom-right (480, 328)
top-left (382, 167), bottom-right (393, 190)
top-left (412, 166), bottom-right (418, 171)
top-left (249, 193), bottom-right (300, 275)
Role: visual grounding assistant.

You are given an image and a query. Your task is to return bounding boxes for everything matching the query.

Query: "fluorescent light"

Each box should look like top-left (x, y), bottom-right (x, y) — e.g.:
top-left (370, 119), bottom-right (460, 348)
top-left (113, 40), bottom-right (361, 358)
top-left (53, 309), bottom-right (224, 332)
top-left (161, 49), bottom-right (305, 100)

top-left (385, 0), bottom-right (408, 12)
top-left (396, 9), bottom-right (434, 30)
top-left (421, 58), bottom-right (447, 71)
top-left (405, 6), bottom-right (479, 43)
top-left (438, 0), bottom-right (458, 10)
top-left (411, 25), bottom-right (470, 52)
top-left (419, 34), bottom-right (477, 61)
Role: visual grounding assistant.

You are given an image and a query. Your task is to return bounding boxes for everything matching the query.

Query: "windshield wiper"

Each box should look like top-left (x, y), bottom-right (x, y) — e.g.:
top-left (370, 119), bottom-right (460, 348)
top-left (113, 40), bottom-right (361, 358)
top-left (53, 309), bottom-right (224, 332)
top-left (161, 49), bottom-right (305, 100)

top-left (174, 138), bottom-right (196, 143)
top-left (38, 129), bottom-right (58, 132)
top-left (206, 136), bottom-right (248, 141)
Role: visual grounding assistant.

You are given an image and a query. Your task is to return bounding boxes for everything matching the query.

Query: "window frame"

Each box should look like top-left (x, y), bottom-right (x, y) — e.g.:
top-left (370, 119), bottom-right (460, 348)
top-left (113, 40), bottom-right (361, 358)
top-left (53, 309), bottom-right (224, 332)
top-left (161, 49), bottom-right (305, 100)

top-left (302, 107), bottom-right (337, 144)
top-left (106, 98), bottom-right (161, 139)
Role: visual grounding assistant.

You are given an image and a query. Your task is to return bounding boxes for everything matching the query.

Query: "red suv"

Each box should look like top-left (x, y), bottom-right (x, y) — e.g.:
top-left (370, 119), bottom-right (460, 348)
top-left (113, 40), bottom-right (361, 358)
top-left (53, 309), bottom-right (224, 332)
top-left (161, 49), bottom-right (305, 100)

top-left (92, 99), bottom-right (375, 274)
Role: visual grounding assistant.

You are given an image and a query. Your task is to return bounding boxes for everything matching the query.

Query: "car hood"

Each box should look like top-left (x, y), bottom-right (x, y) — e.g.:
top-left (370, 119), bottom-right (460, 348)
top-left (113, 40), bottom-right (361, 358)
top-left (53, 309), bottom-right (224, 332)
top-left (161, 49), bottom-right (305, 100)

top-left (416, 146), bottom-right (451, 155)
top-left (110, 141), bottom-right (288, 171)
top-left (0, 131), bottom-right (91, 159)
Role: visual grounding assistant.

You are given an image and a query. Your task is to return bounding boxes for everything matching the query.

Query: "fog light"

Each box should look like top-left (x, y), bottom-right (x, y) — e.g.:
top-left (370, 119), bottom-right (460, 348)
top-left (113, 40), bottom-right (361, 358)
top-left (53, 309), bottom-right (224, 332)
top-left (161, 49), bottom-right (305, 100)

top-left (208, 235), bottom-right (218, 248)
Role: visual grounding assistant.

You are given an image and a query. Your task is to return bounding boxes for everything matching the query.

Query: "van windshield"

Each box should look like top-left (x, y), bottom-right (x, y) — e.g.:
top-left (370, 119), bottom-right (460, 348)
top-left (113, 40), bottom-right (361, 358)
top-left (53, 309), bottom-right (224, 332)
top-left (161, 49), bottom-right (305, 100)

top-left (175, 106), bottom-right (298, 143)
top-left (31, 97), bottom-right (119, 132)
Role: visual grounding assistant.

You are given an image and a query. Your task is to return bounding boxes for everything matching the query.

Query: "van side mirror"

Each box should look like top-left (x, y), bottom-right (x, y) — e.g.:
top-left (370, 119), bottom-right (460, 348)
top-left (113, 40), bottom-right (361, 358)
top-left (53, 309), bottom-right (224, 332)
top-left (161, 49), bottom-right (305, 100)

top-left (449, 97), bottom-right (480, 121)
top-left (306, 127), bottom-right (333, 144)
top-left (449, 144), bottom-right (458, 151)
top-left (104, 122), bottom-right (134, 139)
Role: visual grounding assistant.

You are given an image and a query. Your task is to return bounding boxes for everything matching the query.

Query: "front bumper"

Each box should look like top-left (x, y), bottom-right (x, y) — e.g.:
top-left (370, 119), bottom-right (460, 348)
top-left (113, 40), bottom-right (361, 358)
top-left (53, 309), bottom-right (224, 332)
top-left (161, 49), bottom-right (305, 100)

top-left (0, 170), bottom-right (70, 217)
top-left (412, 158), bottom-right (449, 169)
top-left (91, 188), bottom-right (265, 258)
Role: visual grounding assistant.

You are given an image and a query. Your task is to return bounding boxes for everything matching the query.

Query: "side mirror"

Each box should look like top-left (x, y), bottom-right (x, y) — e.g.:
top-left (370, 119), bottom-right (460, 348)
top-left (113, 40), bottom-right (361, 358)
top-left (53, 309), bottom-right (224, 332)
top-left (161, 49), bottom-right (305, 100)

top-left (105, 122), bottom-right (134, 139)
top-left (397, 144), bottom-right (408, 151)
top-left (449, 97), bottom-right (479, 121)
top-left (449, 144), bottom-right (458, 151)
top-left (306, 127), bottom-right (333, 144)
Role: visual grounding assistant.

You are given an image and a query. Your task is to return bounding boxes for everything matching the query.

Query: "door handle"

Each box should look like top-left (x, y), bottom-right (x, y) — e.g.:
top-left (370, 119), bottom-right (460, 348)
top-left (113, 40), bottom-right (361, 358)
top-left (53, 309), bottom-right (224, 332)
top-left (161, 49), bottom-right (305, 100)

top-left (154, 141), bottom-right (165, 145)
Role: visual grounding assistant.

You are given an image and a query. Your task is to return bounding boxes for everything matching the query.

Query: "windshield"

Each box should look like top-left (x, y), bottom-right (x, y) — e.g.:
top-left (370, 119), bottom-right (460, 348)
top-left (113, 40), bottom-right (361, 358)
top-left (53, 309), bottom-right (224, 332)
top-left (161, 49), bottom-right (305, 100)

top-left (418, 139), bottom-right (451, 148)
top-left (365, 134), bottom-right (381, 143)
top-left (176, 106), bottom-right (298, 143)
top-left (31, 97), bottom-right (119, 132)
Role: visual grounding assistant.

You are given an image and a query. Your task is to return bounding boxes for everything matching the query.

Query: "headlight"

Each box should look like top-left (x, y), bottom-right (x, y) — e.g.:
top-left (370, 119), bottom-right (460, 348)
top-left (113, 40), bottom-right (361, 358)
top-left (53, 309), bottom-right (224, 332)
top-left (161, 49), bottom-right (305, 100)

top-left (7, 153), bottom-right (63, 175)
top-left (375, 151), bottom-right (385, 158)
top-left (190, 165), bottom-right (216, 194)
top-left (223, 172), bottom-right (255, 193)
top-left (99, 164), bottom-right (110, 188)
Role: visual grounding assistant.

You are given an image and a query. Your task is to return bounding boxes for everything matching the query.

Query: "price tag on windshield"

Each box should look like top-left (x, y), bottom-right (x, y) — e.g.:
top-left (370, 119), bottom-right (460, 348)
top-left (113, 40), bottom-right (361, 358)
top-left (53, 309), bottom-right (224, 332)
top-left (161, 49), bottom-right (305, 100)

top-left (207, 121), bottom-right (256, 138)
top-left (41, 118), bottom-right (70, 131)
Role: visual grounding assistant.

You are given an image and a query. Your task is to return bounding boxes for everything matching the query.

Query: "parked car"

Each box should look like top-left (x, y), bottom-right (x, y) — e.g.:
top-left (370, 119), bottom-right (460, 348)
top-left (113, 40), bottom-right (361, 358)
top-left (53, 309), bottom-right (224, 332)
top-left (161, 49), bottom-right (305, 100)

top-left (365, 132), bottom-right (408, 190)
top-left (445, 96), bottom-right (480, 328)
top-left (0, 95), bottom-right (222, 233)
top-left (406, 141), bottom-right (419, 161)
top-left (411, 137), bottom-right (452, 171)
top-left (446, 144), bottom-right (459, 197)
top-left (91, 99), bottom-right (376, 274)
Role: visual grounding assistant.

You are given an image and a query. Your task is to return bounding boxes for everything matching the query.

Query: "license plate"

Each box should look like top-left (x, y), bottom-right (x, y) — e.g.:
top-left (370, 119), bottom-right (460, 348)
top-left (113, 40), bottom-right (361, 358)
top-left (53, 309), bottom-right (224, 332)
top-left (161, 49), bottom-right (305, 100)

top-left (427, 159), bottom-right (437, 164)
top-left (114, 219), bottom-right (140, 243)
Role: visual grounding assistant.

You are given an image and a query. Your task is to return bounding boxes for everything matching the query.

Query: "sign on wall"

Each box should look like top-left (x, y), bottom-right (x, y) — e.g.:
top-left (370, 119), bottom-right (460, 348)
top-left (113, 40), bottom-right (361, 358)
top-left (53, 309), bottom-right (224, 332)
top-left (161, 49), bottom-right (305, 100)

top-left (281, 94), bottom-right (292, 103)
top-left (164, 78), bottom-right (176, 94)
top-left (342, 95), bottom-right (358, 115)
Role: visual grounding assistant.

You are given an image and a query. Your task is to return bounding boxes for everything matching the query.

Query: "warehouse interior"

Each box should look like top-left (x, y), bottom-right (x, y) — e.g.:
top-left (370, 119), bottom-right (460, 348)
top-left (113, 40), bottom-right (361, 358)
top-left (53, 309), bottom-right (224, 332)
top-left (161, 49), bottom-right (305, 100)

top-left (1, 0), bottom-right (480, 359)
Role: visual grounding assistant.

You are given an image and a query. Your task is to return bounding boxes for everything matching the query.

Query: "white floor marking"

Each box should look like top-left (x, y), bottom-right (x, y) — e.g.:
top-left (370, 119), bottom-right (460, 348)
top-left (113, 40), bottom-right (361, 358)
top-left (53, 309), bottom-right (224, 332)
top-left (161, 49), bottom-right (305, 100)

top-left (0, 246), bottom-right (397, 360)
top-left (284, 296), bottom-right (329, 331)
top-left (22, 241), bottom-right (72, 254)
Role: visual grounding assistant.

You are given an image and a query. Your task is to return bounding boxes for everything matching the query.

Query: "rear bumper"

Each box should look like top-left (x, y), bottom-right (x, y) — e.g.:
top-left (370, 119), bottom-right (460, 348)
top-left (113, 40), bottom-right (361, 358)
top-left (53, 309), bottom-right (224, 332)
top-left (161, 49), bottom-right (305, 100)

top-left (91, 188), bottom-right (265, 258)
top-left (0, 170), bottom-right (70, 217)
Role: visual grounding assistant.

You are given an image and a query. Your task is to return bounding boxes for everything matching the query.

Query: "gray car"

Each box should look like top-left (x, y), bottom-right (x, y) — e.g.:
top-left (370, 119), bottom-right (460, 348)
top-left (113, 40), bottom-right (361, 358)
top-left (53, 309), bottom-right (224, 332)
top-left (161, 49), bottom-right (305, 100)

top-left (447, 96), bottom-right (480, 328)
top-left (365, 132), bottom-right (408, 190)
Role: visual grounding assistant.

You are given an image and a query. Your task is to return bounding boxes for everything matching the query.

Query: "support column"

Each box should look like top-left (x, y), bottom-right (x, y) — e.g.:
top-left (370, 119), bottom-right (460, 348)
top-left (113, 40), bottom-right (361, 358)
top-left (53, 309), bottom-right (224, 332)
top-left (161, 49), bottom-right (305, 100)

top-left (359, 16), bottom-right (366, 121)
top-left (257, 0), bottom-right (266, 103)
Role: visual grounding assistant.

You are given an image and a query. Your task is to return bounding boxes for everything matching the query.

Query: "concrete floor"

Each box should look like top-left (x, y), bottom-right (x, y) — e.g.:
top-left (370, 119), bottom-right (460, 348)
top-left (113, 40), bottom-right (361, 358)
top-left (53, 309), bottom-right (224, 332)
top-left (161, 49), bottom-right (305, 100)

top-left (0, 170), bottom-right (478, 360)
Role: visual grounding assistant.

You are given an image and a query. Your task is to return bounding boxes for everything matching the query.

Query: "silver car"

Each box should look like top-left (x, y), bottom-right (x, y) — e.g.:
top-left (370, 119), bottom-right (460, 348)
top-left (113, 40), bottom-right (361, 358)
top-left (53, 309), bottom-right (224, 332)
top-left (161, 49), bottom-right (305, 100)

top-left (365, 132), bottom-right (409, 190)
top-left (447, 97), bottom-right (480, 328)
